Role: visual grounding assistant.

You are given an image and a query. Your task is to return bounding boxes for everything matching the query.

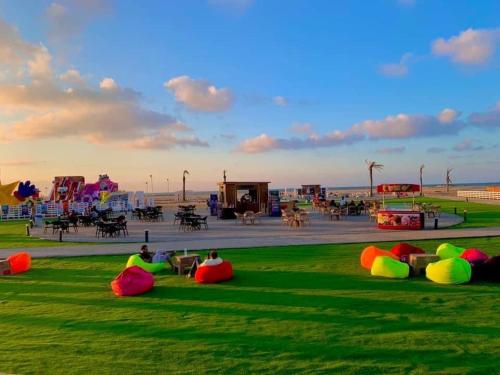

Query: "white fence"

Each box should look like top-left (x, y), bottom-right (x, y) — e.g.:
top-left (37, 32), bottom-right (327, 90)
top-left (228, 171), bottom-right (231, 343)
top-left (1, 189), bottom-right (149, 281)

top-left (0, 200), bottom-right (131, 221)
top-left (457, 190), bottom-right (500, 200)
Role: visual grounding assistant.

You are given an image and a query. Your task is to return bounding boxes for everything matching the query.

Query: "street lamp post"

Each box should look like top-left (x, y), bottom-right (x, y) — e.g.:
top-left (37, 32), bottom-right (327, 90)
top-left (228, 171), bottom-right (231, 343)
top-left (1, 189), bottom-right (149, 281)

top-left (145, 181), bottom-right (148, 193)
top-left (166, 178), bottom-right (170, 193)
top-left (149, 174), bottom-right (153, 193)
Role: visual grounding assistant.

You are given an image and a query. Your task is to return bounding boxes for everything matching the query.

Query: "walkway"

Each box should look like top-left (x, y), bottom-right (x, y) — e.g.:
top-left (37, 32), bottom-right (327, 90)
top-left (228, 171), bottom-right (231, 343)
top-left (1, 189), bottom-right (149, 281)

top-left (1, 211), bottom-right (498, 258)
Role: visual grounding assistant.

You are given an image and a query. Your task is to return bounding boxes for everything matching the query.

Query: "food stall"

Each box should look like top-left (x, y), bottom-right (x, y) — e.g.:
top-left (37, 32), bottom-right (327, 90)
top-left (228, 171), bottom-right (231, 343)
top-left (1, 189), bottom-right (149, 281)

top-left (217, 181), bottom-right (270, 216)
top-left (376, 184), bottom-right (424, 230)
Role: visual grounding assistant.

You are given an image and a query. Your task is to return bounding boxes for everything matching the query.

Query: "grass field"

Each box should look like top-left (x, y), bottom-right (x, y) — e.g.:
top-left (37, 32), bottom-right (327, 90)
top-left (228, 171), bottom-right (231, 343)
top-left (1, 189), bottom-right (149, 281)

top-left (1, 238), bottom-right (499, 374)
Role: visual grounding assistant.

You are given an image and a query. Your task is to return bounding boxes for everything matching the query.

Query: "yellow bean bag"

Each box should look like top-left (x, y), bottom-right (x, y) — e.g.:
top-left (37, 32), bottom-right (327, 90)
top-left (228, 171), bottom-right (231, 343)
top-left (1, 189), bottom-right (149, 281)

top-left (126, 254), bottom-right (165, 273)
top-left (426, 258), bottom-right (471, 285)
top-left (371, 256), bottom-right (409, 279)
top-left (436, 243), bottom-right (465, 259)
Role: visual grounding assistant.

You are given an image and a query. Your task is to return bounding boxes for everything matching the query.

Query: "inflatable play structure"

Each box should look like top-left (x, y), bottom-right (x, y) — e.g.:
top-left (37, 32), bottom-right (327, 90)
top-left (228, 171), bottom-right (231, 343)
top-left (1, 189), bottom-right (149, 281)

top-left (361, 242), bottom-right (498, 285)
top-left (111, 266), bottom-right (155, 297)
top-left (195, 261), bottom-right (233, 284)
top-left (0, 180), bottom-right (39, 206)
top-left (126, 254), bottom-right (166, 273)
top-left (50, 174), bottom-right (119, 203)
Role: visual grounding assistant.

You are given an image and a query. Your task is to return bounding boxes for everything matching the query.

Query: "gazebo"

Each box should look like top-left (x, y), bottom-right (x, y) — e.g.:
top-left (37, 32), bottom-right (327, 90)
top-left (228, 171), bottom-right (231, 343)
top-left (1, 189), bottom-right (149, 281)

top-left (218, 181), bottom-right (270, 214)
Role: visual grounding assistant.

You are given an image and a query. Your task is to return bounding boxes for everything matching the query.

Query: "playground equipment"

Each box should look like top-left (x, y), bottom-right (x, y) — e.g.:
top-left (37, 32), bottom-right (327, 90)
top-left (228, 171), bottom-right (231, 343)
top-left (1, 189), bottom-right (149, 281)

top-left (50, 176), bottom-right (85, 202)
top-left (0, 180), bottom-right (39, 206)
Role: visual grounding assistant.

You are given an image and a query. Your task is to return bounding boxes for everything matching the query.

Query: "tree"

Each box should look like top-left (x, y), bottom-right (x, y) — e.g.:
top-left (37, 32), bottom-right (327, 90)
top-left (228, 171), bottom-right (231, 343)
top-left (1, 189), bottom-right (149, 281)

top-left (182, 170), bottom-right (189, 201)
top-left (365, 160), bottom-right (384, 197)
top-left (419, 164), bottom-right (425, 196)
top-left (446, 168), bottom-right (452, 193)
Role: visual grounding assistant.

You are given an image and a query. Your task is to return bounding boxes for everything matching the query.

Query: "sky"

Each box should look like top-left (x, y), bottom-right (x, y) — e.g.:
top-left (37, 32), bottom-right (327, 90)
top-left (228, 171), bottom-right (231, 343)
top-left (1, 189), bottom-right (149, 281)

top-left (0, 0), bottom-right (499, 193)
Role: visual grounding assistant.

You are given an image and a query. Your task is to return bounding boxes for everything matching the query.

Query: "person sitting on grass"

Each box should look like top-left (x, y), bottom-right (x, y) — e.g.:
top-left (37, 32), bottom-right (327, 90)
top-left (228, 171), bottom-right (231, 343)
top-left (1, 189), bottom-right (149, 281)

top-left (187, 250), bottom-right (223, 278)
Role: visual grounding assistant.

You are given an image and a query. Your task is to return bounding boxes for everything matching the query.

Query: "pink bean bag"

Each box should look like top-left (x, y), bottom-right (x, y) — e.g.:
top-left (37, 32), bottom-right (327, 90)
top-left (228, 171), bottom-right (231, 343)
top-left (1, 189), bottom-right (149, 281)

top-left (195, 261), bottom-right (233, 284)
top-left (111, 266), bottom-right (154, 297)
top-left (390, 243), bottom-right (426, 259)
top-left (7, 252), bottom-right (32, 274)
top-left (460, 248), bottom-right (489, 264)
top-left (360, 246), bottom-right (398, 270)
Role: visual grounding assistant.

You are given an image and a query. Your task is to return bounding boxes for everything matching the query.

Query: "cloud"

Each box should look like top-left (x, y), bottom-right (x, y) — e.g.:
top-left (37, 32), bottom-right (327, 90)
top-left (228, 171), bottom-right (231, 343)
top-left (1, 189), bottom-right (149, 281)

top-left (273, 96), bottom-right (288, 106)
top-left (165, 75), bottom-right (234, 112)
top-left (427, 147), bottom-right (447, 153)
top-left (438, 108), bottom-right (460, 123)
top-left (45, 0), bottom-right (113, 43)
top-left (0, 18), bottom-right (208, 151)
top-left (378, 53), bottom-right (412, 77)
top-left (0, 18), bottom-right (53, 80)
top-left (377, 146), bottom-right (406, 154)
top-left (453, 139), bottom-right (484, 152)
top-left (100, 77), bottom-right (118, 90)
top-left (237, 108), bottom-right (464, 153)
top-left (468, 101), bottom-right (500, 128)
top-left (432, 27), bottom-right (500, 65)
top-left (59, 68), bottom-right (86, 85)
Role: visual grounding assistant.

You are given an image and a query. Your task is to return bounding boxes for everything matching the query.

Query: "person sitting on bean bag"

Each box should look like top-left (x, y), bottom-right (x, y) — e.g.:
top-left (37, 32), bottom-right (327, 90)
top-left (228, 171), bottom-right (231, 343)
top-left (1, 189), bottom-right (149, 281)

top-left (188, 250), bottom-right (222, 278)
top-left (139, 245), bottom-right (154, 263)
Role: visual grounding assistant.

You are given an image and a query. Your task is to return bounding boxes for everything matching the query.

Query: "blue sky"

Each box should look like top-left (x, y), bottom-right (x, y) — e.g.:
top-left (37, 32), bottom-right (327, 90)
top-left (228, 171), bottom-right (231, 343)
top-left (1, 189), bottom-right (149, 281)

top-left (0, 0), bottom-right (499, 191)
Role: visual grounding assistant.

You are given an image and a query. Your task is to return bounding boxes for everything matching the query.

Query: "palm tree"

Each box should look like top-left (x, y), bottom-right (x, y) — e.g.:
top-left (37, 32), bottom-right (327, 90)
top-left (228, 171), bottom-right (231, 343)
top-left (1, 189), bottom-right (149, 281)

top-left (182, 170), bottom-right (189, 201)
top-left (365, 160), bottom-right (384, 197)
top-left (419, 164), bottom-right (425, 196)
top-left (446, 168), bottom-right (452, 193)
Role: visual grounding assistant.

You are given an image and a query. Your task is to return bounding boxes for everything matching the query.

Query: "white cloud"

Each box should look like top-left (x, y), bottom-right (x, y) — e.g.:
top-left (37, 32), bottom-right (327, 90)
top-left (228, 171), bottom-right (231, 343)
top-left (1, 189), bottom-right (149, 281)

top-left (377, 146), bottom-right (406, 154)
top-left (123, 129), bottom-right (208, 150)
top-left (378, 53), bottom-right (412, 77)
top-left (100, 77), bottom-right (118, 90)
top-left (468, 102), bottom-right (500, 128)
top-left (165, 75), bottom-right (234, 112)
top-left (237, 109), bottom-right (464, 153)
top-left (273, 96), bottom-right (288, 106)
top-left (438, 108), bottom-right (460, 123)
top-left (432, 28), bottom-right (500, 65)
top-left (59, 68), bottom-right (86, 85)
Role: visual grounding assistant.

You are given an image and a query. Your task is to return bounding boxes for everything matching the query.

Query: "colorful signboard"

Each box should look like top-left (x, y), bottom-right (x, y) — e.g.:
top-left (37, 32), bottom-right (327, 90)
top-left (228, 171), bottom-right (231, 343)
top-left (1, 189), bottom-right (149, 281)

top-left (377, 210), bottom-right (424, 230)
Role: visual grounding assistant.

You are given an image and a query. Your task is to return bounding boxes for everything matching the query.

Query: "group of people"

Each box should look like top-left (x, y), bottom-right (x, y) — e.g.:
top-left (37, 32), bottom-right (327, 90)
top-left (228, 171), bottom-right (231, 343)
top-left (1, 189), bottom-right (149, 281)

top-left (329, 196), bottom-right (366, 215)
top-left (139, 245), bottom-right (223, 278)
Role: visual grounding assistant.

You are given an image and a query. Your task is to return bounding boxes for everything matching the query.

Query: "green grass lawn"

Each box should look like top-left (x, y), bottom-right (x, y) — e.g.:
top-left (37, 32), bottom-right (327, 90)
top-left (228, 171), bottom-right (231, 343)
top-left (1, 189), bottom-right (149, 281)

top-left (386, 197), bottom-right (500, 228)
top-left (0, 238), bottom-right (499, 374)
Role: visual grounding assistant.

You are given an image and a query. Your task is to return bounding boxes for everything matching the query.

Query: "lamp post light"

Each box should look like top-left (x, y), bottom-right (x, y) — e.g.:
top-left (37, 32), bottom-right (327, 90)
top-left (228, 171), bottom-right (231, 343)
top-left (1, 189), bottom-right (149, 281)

top-left (149, 174), bottom-right (153, 193)
top-left (166, 178), bottom-right (170, 193)
top-left (145, 181), bottom-right (149, 193)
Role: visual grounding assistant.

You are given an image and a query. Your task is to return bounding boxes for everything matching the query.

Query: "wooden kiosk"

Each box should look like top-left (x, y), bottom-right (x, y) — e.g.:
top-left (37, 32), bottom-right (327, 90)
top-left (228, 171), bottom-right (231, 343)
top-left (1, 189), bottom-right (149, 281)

top-left (218, 181), bottom-right (270, 215)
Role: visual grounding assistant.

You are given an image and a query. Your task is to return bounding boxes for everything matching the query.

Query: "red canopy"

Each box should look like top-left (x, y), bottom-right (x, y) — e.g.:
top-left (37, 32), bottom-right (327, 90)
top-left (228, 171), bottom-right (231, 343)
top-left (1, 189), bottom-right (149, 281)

top-left (377, 184), bottom-right (420, 193)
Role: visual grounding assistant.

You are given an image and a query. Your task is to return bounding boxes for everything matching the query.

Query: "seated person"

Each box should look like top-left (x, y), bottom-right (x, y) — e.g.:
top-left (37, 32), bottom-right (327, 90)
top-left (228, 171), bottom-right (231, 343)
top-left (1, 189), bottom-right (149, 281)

top-left (188, 250), bottom-right (223, 278)
top-left (356, 200), bottom-right (365, 215)
top-left (329, 200), bottom-right (338, 208)
top-left (139, 244), bottom-right (154, 263)
top-left (152, 249), bottom-right (175, 269)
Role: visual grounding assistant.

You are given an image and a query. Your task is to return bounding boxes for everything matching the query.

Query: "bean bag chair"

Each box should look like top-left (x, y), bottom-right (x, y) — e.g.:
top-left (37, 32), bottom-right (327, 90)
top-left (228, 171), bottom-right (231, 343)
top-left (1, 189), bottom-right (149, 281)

top-left (391, 243), bottom-right (426, 259)
top-left (436, 243), bottom-right (465, 259)
top-left (471, 255), bottom-right (500, 283)
top-left (111, 266), bottom-right (154, 296)
top-left (426, 258), bottom-right (471, 285)
top-left (371, 256), bottom-right (409, 279)
top-left (7, 252), bottom-right (32, 274)
top-left (195, 261), bottom-right (233, 284)
top-left (360, 246), bottom-right (398, 270)
top-left (460, 248), bottom-right (489, 264)
top-left (126, 254), bottom-right (165, 273)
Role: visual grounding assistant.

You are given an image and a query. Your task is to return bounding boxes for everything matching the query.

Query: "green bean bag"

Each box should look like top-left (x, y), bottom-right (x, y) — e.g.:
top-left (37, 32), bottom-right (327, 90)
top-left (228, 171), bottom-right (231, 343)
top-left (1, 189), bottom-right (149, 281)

top-left (371, 256), bottom-right (410, 279)
top-left (426, 258), bottom-right (471, 285)
top-left (436, 243), bottom-right (465, 259)
top-left (126, 254), bottom-right (165, 273)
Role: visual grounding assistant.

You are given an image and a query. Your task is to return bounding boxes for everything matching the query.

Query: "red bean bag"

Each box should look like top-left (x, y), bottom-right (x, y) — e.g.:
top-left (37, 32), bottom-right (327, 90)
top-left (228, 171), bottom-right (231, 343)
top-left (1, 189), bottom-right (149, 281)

top-left (7, 252), bottom-right (32, 274)
top-left (111, 266), bottom-right (154, 297)
top-left (360, 246), bottom-right (398, 270)
top-left (195, 261), bottom-right (233, 284)
top-left (460, 248), bottom-right (489, 264)
top-left (390, 243), bottom-right (425, 259)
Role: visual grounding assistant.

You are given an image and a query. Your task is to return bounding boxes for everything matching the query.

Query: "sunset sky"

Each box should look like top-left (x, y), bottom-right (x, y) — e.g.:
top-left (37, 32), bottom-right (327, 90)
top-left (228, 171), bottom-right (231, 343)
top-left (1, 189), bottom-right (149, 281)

top-left (0, 0), bottom-right (499, 192)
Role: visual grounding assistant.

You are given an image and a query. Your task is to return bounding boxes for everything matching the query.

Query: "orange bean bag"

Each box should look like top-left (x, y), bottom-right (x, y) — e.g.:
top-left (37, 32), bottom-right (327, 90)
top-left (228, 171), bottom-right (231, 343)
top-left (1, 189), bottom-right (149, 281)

top-left (111, 266), bottom-right (154, 297)
top-left (360, 246), bottom-right (398, 270)
top-left (390, 243), bottom-right (426, 258)
top-left (195, 261), bottom-right (233, 284)
top-left (7, 252), bottom-right (32, 274)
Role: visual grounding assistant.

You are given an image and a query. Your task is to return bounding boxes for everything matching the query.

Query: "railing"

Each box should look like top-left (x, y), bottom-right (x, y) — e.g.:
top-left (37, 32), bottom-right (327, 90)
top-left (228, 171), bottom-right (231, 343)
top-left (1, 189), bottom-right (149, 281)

top-left (0, 200), bottom-right (131, 221)
top-left (457, 190), bottom-right (500, 200)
